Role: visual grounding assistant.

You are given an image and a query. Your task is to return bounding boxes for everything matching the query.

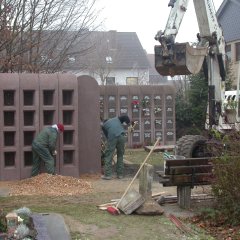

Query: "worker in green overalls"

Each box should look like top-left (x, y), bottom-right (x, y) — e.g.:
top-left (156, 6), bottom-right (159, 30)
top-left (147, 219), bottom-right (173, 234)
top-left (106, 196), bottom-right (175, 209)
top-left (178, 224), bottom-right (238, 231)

top-left (31, 123), bottom-right (64, 177)
top-left (101, 115), bottom-right (131, 180)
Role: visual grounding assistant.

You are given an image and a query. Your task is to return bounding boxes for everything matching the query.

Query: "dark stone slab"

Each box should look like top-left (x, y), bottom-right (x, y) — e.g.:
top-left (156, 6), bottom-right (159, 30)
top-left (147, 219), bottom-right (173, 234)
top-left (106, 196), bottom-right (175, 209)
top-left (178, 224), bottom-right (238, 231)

top-left (32, 213), bottom-right (70, 240)
top-left (32, 214), bottom-right (51, 240)
top-left (135, 199), bottom-right (164, 215)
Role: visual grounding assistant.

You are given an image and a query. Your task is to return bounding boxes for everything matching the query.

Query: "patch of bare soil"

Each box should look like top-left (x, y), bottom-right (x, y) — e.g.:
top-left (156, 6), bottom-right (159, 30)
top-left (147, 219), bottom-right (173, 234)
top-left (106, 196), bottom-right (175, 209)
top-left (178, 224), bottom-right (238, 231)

top-left (63, 215), bottom-right (119, 240)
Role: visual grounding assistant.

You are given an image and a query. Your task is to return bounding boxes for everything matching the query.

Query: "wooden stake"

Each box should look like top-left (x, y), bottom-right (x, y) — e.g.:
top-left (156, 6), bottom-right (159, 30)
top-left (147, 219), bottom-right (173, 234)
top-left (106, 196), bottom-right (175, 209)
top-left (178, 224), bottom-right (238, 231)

top-left (116, 138), bottom-right (161, 209)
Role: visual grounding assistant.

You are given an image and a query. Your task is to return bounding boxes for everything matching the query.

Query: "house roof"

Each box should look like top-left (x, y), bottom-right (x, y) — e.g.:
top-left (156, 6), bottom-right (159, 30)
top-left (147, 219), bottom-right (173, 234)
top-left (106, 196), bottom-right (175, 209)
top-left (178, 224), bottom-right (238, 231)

top-left (217, 0), bottom-right (240, 42)
top-left (63, 31), bottom-right (150, 71)
top-left (114, 32), bottom-right (150, 69)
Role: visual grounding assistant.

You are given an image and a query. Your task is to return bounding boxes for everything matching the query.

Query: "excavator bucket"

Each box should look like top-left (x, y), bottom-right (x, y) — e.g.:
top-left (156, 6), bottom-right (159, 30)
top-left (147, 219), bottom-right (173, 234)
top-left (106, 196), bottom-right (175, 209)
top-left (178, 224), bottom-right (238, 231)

top-left (155, 42), bottom-right (208, 76)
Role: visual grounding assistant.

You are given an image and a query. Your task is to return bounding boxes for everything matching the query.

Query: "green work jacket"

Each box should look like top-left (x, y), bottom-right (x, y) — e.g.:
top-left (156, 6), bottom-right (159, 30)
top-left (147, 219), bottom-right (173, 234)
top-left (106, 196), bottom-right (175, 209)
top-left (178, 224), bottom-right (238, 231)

top-left (33, 127), bottom-right (58, 152)
top-left (102, 117), bottom-right (125, 141)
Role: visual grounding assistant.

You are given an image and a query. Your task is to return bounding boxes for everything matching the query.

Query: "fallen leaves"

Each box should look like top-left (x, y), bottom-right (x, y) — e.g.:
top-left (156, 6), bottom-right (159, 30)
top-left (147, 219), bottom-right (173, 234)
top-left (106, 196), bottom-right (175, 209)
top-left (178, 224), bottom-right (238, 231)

top-left (5, 173), bottom-right (93, 196)
top-left (189, 215), bottom-right (240, 240)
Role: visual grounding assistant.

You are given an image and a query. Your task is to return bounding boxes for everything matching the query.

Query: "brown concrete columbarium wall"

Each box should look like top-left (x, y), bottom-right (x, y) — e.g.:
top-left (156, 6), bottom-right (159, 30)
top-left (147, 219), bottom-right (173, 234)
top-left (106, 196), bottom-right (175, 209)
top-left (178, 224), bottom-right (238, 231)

top-left (0, 73), bottom-right (101, 180)
top-left (99, 85), bottom-right (176, 148)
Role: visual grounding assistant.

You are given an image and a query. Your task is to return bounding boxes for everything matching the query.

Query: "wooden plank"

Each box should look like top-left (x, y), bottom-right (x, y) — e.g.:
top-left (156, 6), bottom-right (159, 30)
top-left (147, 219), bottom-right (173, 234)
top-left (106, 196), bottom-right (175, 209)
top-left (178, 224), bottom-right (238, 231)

top-left (158, 157), bottom-right (215, 187)
top-left (169, 173), bottom-right (213, 185)
top-left (159, 177), bottom-right (171, 184)
top-left (165, 158), bottom-right (211, 167)
top-left (157, 194), bottom-right (214, 203)
top-left (170, 157), bottom-right (214, 161)
top-left (162, 181), bottom-right (211, 187)
top-left (156, 171), bottom-right (165, 176)
top-left (159, 172), bottom-right (213, 185)
top-left (166, 165), bottom-right (213, 175)
top-left (144, 145), bottom-right (175, 152)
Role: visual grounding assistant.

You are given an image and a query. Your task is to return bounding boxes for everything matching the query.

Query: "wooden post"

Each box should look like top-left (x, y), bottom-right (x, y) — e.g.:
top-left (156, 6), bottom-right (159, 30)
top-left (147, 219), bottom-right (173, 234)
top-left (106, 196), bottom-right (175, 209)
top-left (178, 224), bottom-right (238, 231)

top-left (177, 186), bottom-right (191, 209)
top-left (136, 163), bottom-right (164, 215)
top-left (139, 163), bottom-right (154, 200)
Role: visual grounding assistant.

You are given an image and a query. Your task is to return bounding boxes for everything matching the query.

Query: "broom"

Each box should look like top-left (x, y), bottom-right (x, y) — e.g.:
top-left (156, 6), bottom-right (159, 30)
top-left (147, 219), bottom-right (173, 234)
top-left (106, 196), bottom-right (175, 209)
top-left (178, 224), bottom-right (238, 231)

top-left (107, 137), bottom-right (160, 215)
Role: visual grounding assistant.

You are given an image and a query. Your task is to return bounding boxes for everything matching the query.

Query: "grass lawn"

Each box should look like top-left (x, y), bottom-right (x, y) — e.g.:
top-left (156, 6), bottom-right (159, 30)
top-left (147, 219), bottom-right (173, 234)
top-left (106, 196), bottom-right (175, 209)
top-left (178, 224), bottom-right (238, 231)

top-left (0, 148), bottom-right (215, 240)
top-left (124, 148), bottom-right (168, 166)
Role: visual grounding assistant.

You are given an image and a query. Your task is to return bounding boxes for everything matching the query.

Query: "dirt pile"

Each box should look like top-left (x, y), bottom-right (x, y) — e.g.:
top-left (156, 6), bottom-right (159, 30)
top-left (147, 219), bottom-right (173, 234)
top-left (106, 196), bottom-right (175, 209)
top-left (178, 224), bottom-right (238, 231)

top-left (5, 173), bottom-right (93, 196)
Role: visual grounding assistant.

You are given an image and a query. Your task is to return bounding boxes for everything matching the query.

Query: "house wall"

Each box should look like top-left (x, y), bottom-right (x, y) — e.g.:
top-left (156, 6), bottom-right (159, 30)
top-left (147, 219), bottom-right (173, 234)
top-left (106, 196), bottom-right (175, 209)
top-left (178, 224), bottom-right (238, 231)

top-left (0, 73), bottom-right (101, 181)
top-left (105, 69), bottom-right (150, 85)
top-left (226, 40), bottom-right (240, 86)
top-left (217, 0), bottom-right (240, 87)
top-left (72, 68), bottom-right (150, 85)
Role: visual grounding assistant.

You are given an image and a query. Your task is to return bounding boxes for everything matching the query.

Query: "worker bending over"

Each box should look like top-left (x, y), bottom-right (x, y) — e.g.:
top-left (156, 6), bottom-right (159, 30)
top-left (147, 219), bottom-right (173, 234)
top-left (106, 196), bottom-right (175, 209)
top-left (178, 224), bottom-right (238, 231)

top-left (101, 115), bottom-right (131, 180)
top-left (31, 123), bottom-right (64, 177)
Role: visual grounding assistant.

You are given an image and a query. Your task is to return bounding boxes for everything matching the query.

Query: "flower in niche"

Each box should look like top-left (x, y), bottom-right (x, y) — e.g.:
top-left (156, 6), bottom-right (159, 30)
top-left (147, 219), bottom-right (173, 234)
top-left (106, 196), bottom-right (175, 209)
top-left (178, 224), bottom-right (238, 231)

top-left (141, 99), bottom-right (150, 108)
top-left (99, 100), bottom-right (104, 108)
top-left (132, 100), bottom-right (140, 109)
top-left (154, 106), bottom-right (162, 115)
top-left (142, 108), bottom-right (150, 116)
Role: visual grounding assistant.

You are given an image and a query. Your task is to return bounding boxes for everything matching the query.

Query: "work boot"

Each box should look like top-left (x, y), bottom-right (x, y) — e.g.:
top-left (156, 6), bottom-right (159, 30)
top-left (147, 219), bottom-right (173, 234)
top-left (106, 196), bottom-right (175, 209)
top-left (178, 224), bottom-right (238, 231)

top-left (101, 175), bottom-right (112, 180)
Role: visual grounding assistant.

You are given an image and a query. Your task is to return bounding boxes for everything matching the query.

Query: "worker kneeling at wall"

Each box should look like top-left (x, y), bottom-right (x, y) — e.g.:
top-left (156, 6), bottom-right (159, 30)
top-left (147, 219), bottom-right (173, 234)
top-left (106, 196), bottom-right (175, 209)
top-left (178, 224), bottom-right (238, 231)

top-left (101, 115), bottom-right (131, 180)
top-left (31, 123), bottom-right (64, 177)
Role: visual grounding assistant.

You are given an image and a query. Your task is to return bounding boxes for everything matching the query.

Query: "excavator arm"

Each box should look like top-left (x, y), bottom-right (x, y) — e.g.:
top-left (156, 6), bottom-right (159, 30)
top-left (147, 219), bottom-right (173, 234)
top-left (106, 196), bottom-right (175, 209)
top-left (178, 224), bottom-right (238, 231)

top-left (155, 0), bottom-right (226, 128)
top-left (154, 0), bottom-right (209, 77)
top-left (154, 0), bottom-right (190, 69)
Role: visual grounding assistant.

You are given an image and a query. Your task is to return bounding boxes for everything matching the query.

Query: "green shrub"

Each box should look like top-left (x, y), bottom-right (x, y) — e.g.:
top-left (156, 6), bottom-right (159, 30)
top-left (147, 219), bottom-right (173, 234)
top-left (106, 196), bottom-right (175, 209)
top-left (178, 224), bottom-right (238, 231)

top-left (210, 130), bottom-right (240, 225)
top-left (0, 210), bottom-right (7, 233)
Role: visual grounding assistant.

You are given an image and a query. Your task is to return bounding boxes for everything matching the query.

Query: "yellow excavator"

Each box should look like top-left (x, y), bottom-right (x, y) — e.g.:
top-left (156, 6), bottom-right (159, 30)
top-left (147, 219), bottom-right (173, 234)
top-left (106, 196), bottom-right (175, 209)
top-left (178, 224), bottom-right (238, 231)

top-left (154, 0), bottom-right (239, 157)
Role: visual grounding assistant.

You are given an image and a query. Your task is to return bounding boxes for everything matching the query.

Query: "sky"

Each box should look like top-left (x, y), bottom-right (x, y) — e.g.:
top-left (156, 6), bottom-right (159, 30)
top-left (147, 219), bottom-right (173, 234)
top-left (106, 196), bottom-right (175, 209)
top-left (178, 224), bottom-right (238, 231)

top-left (97, 0), bottom-right (224, 54)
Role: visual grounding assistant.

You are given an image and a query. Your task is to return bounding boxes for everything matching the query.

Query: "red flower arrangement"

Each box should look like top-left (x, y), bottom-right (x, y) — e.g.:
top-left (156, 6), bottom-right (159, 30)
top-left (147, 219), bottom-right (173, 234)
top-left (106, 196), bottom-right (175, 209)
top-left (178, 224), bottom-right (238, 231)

top-left (132, 100), bottom-right (140, 109)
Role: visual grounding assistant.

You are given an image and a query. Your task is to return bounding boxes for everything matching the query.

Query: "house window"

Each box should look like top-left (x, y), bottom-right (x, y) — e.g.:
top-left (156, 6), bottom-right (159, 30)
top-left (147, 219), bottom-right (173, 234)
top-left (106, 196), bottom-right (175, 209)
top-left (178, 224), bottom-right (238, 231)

top-left (41, 55), bottom-right (52, 63)
top-left (236, 42), bottom-right (240, 61)
top-left (106, 77), bottom-right (115, 85)
top-left (41, 55), bottom-right (47, 62)
top-left (106, 56), bottom-right (112, 64)
top-left (126, 77), bottom-right (138, 85)
top-left (68, 56), bottom-right (76, 63)
top-left (225, 44), bottom-right (231, 61)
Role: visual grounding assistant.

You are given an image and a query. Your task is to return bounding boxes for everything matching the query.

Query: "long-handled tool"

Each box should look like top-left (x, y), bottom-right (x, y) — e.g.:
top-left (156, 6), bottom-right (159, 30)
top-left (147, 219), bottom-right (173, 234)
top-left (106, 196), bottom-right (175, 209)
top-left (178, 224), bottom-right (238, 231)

top-left (107, 137), bottom-right (160, 215)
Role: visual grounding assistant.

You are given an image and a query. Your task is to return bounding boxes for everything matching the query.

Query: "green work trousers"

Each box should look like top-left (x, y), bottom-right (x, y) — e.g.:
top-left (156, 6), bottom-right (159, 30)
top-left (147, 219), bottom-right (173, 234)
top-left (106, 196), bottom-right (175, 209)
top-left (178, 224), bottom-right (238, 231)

top-left (104, 134), bottom-right (125, 177)
top-left (31, 141), bottom-right (55, 176)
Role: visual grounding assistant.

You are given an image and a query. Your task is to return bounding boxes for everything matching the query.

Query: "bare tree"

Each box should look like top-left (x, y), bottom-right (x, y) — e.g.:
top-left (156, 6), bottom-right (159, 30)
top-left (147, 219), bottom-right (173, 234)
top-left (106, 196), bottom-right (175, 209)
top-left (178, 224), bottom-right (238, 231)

top-left (0, 0), bottom-right (102, 72)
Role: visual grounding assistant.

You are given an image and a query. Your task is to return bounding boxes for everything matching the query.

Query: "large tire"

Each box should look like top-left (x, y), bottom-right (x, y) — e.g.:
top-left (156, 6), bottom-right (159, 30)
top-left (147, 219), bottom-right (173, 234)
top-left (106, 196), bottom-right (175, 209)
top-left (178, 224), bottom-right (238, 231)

top-left (176, 135), bottom-right (208, 158)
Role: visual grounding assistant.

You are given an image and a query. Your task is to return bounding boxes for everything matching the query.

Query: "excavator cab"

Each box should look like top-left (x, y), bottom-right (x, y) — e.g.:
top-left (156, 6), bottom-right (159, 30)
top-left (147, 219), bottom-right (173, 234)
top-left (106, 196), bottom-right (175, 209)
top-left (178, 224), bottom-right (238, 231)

top-left (155, 42), bottom-right (208, 76)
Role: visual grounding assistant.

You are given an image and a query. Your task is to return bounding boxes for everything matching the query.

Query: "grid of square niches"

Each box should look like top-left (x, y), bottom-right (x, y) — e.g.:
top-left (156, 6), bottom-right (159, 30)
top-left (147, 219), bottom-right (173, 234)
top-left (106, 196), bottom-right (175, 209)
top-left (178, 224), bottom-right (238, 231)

top-left (153, 94), bottom-right (163, 142)
top-left (42, 89), bottom-right (76, 165)
top-left (165, 94), bottom-right (174, 142)
top-left (3, 90), bottom-right (18, 168)
top-left (2, 89), bottom-right (76, 167)
top-left (131, 95), bottom-right (141, 143)
top-left (61, 89), bottom-right (76, 165)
